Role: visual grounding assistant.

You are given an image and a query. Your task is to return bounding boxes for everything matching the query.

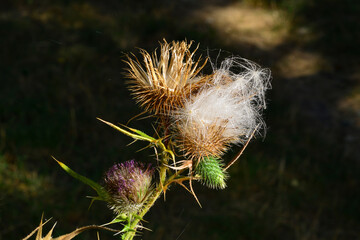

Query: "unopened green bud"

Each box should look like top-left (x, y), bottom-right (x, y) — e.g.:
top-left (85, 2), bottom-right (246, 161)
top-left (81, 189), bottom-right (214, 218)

top-left (195, 156), bottom-right (228, 189)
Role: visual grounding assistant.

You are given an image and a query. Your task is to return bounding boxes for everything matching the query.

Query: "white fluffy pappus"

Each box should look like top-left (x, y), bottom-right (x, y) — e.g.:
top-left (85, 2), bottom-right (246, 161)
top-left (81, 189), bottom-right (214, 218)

top-left (174, 57), bottom-right (271, 159)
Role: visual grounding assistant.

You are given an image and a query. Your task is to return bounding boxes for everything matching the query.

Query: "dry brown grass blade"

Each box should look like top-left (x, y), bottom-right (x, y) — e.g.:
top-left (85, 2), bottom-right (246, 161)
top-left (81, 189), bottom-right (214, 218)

top-left (53, 225), bottom-right (118, 240)
top-left (23, 215), bottom-right (119, 240)
top-left (44, 223), bottom-right (57, 240)
top-left (22, 214), bottom-right (52, 240)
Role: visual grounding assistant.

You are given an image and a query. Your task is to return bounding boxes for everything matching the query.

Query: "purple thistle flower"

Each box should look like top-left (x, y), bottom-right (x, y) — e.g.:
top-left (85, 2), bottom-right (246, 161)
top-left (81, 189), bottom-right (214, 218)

top-left (104, 160), bottom-right (154, 214)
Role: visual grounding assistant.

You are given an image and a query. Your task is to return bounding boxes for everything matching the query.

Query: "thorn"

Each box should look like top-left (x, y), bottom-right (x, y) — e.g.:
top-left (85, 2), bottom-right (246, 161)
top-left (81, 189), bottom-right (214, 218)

top-left (224, 124), bottom-right (259, 171)
top-left (151, 124), bottom-right (161, 139)
top-left (136, 143), bottom-right (152, 152)
top-left (126, 139), bottom-right (138, 146)
top-left (189, 177), bottom-right (202, 208)
top-left (126, 110), bottom-right (148, 125)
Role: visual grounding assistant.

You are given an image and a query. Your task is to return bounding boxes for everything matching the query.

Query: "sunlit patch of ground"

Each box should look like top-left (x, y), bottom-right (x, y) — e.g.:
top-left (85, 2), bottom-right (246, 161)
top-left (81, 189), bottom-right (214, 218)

top-left (0, 153), bottom-right (51, 198)
top-left (339, 88), bottom-right (360, 127)
top-left (23, 3), bottom-right (116, 30)
top-left (195, 2), bottom-right (289, 49)
top-left (277, 50), bottom-right (327, 78)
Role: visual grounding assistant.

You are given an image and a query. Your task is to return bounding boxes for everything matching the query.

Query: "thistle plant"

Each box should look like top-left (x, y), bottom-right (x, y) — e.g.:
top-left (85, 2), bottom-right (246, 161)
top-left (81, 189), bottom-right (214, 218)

top-left (27, 39), bottom-right (270, 240)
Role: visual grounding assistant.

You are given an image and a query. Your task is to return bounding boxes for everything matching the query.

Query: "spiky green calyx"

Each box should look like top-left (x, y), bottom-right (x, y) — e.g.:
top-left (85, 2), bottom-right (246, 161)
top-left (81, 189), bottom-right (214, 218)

top-left (195, 156), bottom-right (228, 189)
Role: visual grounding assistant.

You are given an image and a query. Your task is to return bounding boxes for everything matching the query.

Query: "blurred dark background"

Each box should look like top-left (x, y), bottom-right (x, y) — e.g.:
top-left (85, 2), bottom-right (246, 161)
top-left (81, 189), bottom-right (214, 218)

top-left (1, 0), bottom-right (359, 239)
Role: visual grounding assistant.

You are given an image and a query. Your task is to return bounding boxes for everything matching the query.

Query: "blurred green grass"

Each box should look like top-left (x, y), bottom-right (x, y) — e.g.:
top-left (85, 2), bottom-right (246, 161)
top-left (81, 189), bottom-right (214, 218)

top-left (1, 0), bottom-right (359, 239)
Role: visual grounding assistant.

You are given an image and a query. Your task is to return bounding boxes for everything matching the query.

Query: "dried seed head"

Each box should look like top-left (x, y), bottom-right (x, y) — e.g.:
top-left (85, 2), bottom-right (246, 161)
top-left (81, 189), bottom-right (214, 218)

top-left (175, 119), bottom-right (232, 161)
top-left (125, 39), bottom-right (209, 115)
top-left (104, 160), bottom-right (154, 214)
top-left (173, 57), bottom-right (271, 162)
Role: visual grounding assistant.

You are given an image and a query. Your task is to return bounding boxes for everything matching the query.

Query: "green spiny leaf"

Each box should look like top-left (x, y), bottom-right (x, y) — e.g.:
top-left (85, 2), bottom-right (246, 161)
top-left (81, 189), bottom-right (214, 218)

top-left (52, 157), bottom-right (110, 201)
top-left (97, 118), bottom-right (155, 142)
top-left (127, 127), bottom-right (155, 140)
top-left (97, 118), bottom-right (176, 163)
top-left (102, 214), bottom-right (128, 227)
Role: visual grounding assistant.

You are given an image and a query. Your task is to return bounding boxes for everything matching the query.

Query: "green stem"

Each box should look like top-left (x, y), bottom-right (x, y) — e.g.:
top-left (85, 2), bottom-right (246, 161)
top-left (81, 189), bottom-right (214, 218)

top-left (122, 120), bottom-right (174, 240)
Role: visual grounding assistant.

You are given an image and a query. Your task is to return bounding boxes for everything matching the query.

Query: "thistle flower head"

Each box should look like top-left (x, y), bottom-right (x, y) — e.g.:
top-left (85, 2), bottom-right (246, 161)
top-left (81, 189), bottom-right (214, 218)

top-left (104, 160), bottom-right (154, 214)
top-left (125, 39), bottom-right (209, 115)
top-left (174, 57), bottom-right (271, 161)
